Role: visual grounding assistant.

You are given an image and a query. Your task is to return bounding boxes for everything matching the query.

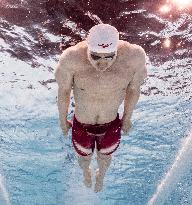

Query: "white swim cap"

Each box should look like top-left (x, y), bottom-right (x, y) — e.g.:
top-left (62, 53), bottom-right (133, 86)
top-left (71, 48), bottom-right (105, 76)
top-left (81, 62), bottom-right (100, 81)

top-left (86, 24), bottom-right (119, 53)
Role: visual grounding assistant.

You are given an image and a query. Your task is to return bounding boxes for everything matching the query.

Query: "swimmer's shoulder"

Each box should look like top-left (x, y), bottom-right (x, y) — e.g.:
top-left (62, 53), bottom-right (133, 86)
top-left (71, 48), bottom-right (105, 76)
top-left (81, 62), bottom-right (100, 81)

top-left (63, 40), bottom-right (87, 59)
top-left (119, 40), bottom-right (146, 59)
top-left (59, 41), bottom-right (87, 68)
top-left (75, 40), bottom-right (87, 50)
top-left (118, 40), bottom-right (147, 74)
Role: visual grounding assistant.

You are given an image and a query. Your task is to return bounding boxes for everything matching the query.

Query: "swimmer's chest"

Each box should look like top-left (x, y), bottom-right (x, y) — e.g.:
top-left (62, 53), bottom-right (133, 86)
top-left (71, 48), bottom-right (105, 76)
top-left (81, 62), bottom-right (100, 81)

top-left (73, 67), bottom-right (132, 92)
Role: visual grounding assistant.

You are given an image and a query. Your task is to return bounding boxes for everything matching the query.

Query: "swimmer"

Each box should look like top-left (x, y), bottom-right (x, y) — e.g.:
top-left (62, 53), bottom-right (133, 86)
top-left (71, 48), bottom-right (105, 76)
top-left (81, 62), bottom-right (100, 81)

top-left (54, 24), bottom-right (147, 192)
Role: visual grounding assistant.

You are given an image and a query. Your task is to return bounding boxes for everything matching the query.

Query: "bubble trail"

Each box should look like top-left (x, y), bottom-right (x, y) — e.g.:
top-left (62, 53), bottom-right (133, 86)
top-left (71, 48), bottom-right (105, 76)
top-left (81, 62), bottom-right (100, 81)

top-left (148, 129), bottom-right (192, 205)
top-left (0, 174), bottom-right (11, 205)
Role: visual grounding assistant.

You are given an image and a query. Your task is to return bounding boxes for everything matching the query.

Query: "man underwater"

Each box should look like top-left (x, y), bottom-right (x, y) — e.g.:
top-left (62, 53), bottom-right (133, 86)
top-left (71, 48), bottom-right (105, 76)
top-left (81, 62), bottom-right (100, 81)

top-left (54, 24), bottom-right (147, 192)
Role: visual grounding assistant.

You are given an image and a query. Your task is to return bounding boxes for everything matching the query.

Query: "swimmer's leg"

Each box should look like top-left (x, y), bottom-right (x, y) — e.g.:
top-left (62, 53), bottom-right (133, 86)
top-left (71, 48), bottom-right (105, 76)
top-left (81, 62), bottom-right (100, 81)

top-left (95, 151), bottom-right (112, 192)
top-left (77, 154), bottom-right (93, 188)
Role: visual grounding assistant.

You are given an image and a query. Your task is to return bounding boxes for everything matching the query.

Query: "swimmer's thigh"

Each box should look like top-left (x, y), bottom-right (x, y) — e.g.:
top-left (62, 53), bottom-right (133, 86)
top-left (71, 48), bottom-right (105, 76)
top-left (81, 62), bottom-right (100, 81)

top-left (72, 121), bottom-right (95, 156)
top-left (96, 118), bottom-right (122, 155)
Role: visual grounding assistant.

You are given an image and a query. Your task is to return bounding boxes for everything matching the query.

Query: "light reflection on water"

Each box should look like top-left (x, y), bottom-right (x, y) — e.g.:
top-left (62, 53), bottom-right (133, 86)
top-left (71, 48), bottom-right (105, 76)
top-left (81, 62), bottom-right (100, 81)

top-left (0, 173), bottom-right (10, 205)
top-left (148, 129), bottom-right (192, 205)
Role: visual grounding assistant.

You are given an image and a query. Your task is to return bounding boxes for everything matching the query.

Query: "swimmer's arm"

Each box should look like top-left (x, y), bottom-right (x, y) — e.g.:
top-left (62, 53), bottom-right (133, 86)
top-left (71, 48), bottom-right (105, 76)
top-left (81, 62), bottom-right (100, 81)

top-left (122, 47), bottom-right (147, 122)
top-left (57, 87), bottom-right (71, 125)
top-left (122, 87), bottom-right (141, 123)
top-left (54, 50), bottom-right (74, 124)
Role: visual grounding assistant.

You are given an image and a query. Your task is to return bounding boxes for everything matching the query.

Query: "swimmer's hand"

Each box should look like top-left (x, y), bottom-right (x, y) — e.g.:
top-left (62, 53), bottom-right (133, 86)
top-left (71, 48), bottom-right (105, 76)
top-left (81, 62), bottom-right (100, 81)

top-left (121, 119), bottom-right (132, 134)
top-left (60, 120), bottom-right (72, 137)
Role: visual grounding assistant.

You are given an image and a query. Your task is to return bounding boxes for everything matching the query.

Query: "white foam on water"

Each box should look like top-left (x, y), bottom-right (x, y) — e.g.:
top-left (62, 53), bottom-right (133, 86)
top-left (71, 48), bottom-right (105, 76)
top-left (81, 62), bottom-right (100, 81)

top-left (0, 174), bottom-right (11, 205)
top-left (148, 129), bottom-right (192, 205)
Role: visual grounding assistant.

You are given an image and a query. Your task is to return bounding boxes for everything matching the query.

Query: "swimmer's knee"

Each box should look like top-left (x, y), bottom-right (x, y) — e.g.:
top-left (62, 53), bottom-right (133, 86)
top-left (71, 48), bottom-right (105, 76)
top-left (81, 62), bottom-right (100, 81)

top-left (77, 153), bottom-right (92, 170)
top-left (97, 151), bottom-right (112, 169)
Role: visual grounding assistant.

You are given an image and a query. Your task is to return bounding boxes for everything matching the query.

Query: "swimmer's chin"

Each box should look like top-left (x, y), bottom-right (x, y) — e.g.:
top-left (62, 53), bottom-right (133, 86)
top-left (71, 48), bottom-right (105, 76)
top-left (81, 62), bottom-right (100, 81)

top-left (91, 64), bottom-right (111, 72)
top-left (87, 57), bottom-right (110, 72)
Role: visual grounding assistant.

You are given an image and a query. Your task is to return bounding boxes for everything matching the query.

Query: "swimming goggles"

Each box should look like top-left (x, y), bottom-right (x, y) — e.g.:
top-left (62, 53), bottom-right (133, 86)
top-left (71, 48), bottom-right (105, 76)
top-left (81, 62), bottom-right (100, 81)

top-left (90, 53), bottom-right (116, 61)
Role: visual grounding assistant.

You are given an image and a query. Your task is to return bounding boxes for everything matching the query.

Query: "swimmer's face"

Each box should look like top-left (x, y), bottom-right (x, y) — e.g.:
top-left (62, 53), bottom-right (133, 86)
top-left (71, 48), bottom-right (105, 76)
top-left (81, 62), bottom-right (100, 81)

top-left (87, 50), bottom-right (117, 72)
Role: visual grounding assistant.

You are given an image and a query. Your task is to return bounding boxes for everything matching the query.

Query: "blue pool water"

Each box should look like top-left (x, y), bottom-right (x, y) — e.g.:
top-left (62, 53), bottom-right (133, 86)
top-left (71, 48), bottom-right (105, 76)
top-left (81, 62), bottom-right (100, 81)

top-left (0, 94), bottom-right (191, 205)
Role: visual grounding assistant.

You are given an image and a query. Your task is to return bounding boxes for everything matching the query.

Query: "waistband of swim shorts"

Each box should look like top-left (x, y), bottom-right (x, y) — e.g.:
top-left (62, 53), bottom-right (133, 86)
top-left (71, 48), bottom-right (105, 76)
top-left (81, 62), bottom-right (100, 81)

top-left (73, 113), bottom-right (120, 128)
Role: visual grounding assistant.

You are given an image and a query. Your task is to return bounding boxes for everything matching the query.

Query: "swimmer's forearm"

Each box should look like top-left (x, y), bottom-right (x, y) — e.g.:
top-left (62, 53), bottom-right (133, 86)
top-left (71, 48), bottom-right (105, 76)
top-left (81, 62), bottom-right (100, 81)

top-left (57, 88), bottom-right (71, 123)
top-left (122, 88), bottom-right (140, 122)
